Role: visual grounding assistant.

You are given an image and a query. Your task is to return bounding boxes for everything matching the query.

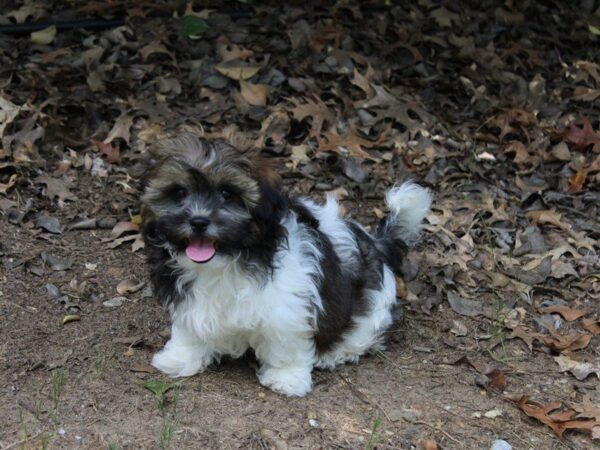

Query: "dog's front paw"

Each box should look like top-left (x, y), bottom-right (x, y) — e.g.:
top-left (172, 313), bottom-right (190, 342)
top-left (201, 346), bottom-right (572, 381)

top-left (151, 345), bottom-right (211, 378)
top-left (257, 366), bottom-right (313, 397)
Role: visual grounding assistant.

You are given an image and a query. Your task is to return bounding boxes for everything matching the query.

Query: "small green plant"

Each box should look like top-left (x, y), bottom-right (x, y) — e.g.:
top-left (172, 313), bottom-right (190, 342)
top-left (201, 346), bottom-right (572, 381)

top-left (108, 441), bottom-right (120, 450)
top-left (144, 379), bottom-right (183, 450)
top-left (143, 379), bottom-right (182, 417)
top-left (49, 369), bottom-right (66, 409)
top-left (365, 417), bottom-right (383, 450)
top-left (159, 422), bottom-right (176, 450)
top-left (94, 353), bottom-right (113, 378)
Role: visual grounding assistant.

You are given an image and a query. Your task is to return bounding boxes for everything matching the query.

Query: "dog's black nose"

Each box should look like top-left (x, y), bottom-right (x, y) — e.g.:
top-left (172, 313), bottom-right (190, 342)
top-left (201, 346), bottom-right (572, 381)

top-left (189, 217), bottom-right (210, 231)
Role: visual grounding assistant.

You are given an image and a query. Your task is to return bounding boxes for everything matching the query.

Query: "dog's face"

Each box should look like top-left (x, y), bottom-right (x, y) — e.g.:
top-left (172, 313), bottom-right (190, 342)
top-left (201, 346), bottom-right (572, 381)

top-left (141, 135), bottom-right (286, 263)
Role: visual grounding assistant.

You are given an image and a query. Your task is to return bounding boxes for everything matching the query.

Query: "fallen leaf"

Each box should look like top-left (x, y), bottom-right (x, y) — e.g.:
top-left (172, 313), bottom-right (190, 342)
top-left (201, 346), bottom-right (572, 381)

top-left (0, 174), bottom-right (17, 193)
top-left (62, 315), bottom-right (80, 325)
top-left (35, 215), bottom-right (62, 234)
top-left (130, 363), bottom-right (157, 374)
top-left (420, 440), bottom-right (438, 450)
top-left (556, 115), bottom-right (600, 152)
top-left (0, 96), bottom-right (28, 137)
top-left (517, 396), bottom-right (600, 439)
top-left (486, 369), bottom-right (507, 392)
top-left (117, 279), bottom-right (146, 295)
top-left (539, 305), bottom-right (587, 321)
top-left (30, 25), bottom-right (56, 45)
top-left (541, 332), bottom-right (592, 353)
top-left (450, 319), bottom-right (468, 336)
top-left (108, 221), bottom-right (140, 239)
top-left (103, 297), bottom-right (126, 307)
top-left (104, 113), bottom-right (134, 145)
top-left (447, 291), bottom-right (483, 317)
top-left (554, 355), bottom-right (600, 381)
top-left (40, 253), bottom-right (72, 271)
top-left (567, 169), bottom-right (587, 193)
top-left (181, 15), bottom-right (209, 39)
top-left (582, 318), bottom-right (600, 335)
top-left (215, 62), bottom-right (260, 80)
top-left (239, 80), bottom-right (268, 106)
top-left (526, 210), bottom-right (571, 231)
top-left (93, 140), bottom-right (121, 164)
top-left (35, 175), bottom-right (77, 202)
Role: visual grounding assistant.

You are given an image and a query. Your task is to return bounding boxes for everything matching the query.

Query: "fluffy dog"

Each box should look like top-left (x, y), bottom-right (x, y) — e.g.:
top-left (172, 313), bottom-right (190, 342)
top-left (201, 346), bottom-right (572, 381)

top-left (141, 134), bottom-right (431, 396)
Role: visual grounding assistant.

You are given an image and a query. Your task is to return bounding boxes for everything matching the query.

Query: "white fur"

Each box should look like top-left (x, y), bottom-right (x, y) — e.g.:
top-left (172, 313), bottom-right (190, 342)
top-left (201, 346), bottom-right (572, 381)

top-left (152, 183), bottom-right (429, 396)
top-left (386, 182), bottom-right (432, 242)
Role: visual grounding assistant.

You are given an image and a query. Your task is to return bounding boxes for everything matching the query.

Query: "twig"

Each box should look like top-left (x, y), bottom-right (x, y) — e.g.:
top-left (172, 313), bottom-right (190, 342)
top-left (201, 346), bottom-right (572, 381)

top-left (412, 419), bottom-right (464, 446)
top-left (1, 431), bottom-right (43, 450)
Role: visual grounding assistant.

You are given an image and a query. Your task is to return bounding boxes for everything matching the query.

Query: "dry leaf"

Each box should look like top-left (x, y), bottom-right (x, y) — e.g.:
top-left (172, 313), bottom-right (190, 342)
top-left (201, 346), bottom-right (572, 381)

top-left (517, 396), bottom-right (600, 439)
top-left (582, 318), bottom-right (600, 335)
top-left (108, 221), bottom-right (140, 240)
top-left (117, 279), bottom-right (146, 295)
top-left (447, 291), bottom-right (483, 317)
top-left (538, 305), bottom-right (587, 321)
top-left (526, 210), bottom-right (571, 231)
top-left (554, 355), bottom-right (600, 381)
top-left (30, 25), bottom-right (56, 45)
top-left (239, 80), bottom-right (268, 106)
top-left (215, 62), bottom-right (260, 80)
top-left (0, 173), bottom-right (17, 193)
top-left (92, 140), bottom-right (121, 164)
top-left (104, 113), bottom-right (133, 145)
top-left (62, 315), bottom-right (80, 325)
top-left (556, 115), bottom-right (600, 152)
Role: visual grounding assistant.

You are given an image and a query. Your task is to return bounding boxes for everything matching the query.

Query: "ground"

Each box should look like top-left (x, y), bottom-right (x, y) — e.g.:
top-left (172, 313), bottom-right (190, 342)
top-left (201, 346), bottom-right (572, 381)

top-left (1, 1), bottom-right (599, 449)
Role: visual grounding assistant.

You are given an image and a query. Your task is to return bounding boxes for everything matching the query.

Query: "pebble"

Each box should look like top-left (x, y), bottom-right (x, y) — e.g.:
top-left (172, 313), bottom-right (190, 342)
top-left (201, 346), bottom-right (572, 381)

top-left (490, 439), bottom-right (512, 450)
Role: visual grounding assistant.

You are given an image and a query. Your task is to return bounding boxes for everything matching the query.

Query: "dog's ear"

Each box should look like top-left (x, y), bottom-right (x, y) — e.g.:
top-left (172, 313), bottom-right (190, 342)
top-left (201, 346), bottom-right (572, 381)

top-left (252, 158), bottom-right (287, 225)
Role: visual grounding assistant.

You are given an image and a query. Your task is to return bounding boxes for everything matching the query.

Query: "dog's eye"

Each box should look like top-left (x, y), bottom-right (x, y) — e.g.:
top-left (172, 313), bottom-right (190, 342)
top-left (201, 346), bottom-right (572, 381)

top-left (220, 188), bottom-right (233, 201)
top-left (172, 187), bottom-right (188, 201)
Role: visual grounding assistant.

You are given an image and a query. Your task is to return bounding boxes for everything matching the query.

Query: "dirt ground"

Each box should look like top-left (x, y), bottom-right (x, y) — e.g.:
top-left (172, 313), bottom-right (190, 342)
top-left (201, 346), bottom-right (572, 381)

top-left (1, 1), bottom-right (599, 449)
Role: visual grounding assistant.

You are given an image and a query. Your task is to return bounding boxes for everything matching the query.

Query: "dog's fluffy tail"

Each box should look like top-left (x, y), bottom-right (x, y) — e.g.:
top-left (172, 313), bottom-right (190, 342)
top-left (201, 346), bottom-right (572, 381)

top-left (375, 182), bottom-right (432, 272)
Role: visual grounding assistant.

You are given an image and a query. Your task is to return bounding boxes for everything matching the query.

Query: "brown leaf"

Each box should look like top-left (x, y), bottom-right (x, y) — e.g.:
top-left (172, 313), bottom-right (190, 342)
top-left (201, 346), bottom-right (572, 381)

top-left (214, 62), bottom-right (260, 80)
top-left (217, 37), bottom-right (254, 62)
top-left (541, 333), bottom-right (592, 353)
top-left (420, 440), bottom-right (438, 450)
top-left (582, 318), bottom-right (600, 335)
top-left (34, 175), bottom-right (77, 202)
top-left (567, 169), bottom-right (587, 193)
top-left (130, 363), bottom-right (157, 374)
top-left (447, 291), bottom-right (483, 317)
top-left (109, 221), bottom-right (140, 239)
top-left (350, 66), bottom-right (375, 97)
top-left (92, 140), bottom-right (121, 164)
top-left (318, 124), bottom-right (386, 162)
top-left (486, 369), bottom-right (507, 392)
top-left (539, 305), bottom-right (587, 322)
top-left (239, 80), bottom-right (268, 106)
top-left (117, 279), bottom-right (146, 295)
top-left (526, 210), bottom-right (571, 231)
top-left (556, 115), bottom-right (600, 152)
top-left (104, 113), bottom-right (133, 145)
top-left (554, 355), bottom-right (600, 381)
top-left (0, 173), bottom-right (17, 193)
top-left (517, 396), bottom-right (600, 439)
top-left (140, 40), bottom-right (171, 62)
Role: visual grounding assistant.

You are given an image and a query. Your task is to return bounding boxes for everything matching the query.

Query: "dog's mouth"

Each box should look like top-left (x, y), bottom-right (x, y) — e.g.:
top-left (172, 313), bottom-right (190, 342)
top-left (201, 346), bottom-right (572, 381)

top-left (185, 237), bottom-right (216, 263)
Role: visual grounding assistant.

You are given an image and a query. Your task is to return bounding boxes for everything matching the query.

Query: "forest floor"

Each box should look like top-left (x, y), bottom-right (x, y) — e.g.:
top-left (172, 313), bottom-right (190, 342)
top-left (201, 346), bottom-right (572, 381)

top-left (1, 1), bottom-right (599, 449)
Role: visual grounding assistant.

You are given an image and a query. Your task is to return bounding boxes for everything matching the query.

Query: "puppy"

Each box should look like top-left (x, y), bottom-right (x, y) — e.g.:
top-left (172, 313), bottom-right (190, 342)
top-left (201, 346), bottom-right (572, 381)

top-left (141, 134), bottom-right (431, 396)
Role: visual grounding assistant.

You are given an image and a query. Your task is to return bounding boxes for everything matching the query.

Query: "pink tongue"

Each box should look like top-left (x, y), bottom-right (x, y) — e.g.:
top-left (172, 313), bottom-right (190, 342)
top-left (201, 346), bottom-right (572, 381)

top-left (185, 239), bottom-right (216, 263)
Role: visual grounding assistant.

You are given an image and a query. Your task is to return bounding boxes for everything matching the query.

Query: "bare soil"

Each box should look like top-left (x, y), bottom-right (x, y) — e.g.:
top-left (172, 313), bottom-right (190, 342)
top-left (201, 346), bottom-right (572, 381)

top-left (1, 1), bottom-right (599, 449)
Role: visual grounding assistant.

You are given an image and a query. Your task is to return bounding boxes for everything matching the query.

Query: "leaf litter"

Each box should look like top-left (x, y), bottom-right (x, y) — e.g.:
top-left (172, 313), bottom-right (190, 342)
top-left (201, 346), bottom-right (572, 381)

top-left (0, 0), bottom-right (599, 447)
